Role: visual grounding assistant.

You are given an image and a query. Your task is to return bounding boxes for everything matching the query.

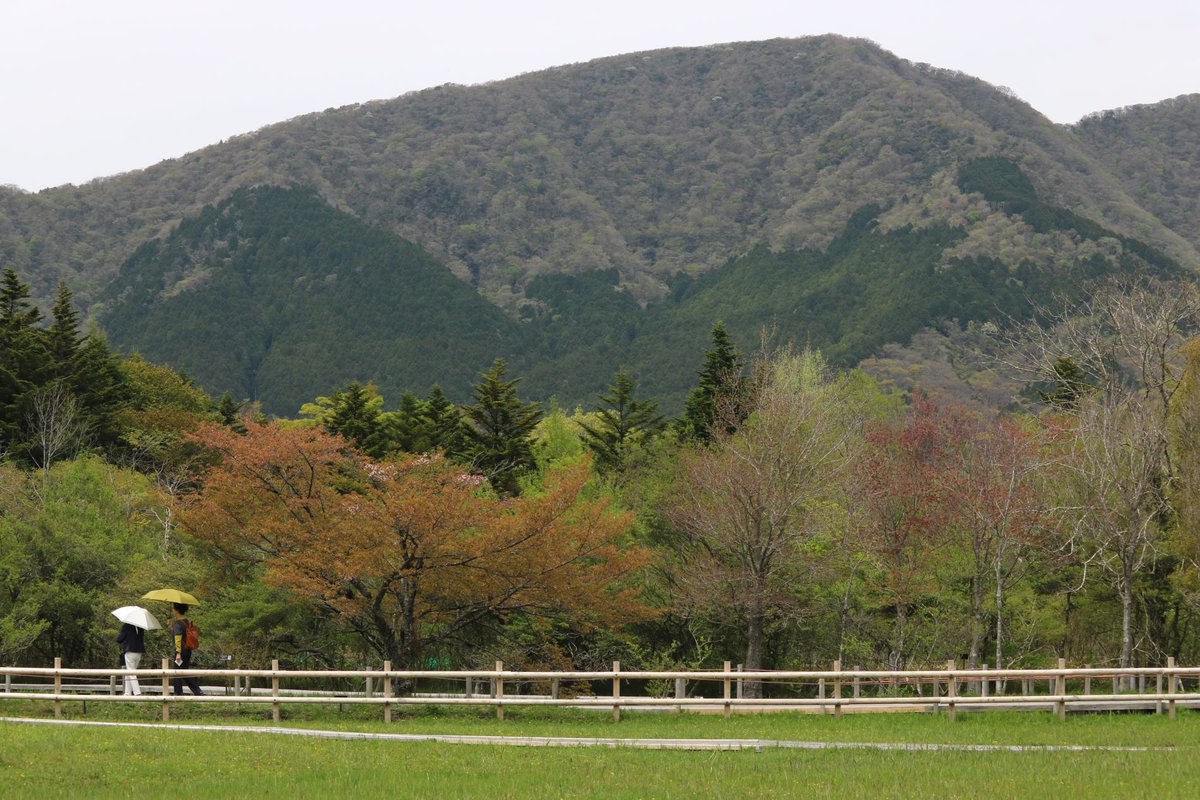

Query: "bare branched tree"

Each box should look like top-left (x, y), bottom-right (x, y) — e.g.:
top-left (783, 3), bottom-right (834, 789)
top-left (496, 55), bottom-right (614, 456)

top-left (954, 415), bottom-right (1061, 673)
top-left (24, 381), bottom-right (87, 480)
top-left (664, 345), bottom-right (863, 693)
top-left (991, 278), bottom-right (1200, 673)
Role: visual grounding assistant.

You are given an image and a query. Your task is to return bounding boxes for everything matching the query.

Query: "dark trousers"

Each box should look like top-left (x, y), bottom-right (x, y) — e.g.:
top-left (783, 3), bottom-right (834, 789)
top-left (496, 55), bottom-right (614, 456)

top-left (172, 648), bottom-right (204, 696)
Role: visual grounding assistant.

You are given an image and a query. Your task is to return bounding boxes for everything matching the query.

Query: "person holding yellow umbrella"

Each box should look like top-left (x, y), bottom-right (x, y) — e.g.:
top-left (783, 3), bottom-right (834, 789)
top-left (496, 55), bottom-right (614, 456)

top-left (141, 589), bottom-right (205, 696)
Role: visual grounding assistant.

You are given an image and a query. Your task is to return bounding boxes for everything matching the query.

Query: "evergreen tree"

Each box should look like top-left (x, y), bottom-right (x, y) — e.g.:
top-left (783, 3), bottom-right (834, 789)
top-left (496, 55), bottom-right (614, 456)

top-left (677, 322), bottom-right (744, 443)
top-left (325, 382), bottom-right (388, 457)
top-left (44, 280), bottom-right (81, 379)
top-left (579, 368), bottom-right (663, 475)
top-left (387, 390), bottom-right (429, 454)
top-left (460, 359), bottom-right (542, 495)
top-left (0, 359), bottom-right (28, 452)
top-left (0, 267), bottom-right (46, 451)
top-left (69, 332), bottom-right (130, 451)
top-left (422, 384), bottom-right (465, 457)
top-left (217, 391), bottom-right (248, 433)
top-left (1039, 356), bottom-right (1091, 409)
top-left (0, 266), bottom-right (43, 331)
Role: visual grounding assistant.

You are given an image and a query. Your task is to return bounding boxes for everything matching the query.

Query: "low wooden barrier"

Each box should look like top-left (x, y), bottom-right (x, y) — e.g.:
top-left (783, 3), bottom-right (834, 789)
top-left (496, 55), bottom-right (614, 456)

top-left (3, 657), bottom-right (1198, 723)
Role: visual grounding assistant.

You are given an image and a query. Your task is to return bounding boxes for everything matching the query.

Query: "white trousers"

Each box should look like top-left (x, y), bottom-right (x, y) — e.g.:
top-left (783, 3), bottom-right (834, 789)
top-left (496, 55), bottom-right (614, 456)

top-left (123, 651), bottom-right (142, 695)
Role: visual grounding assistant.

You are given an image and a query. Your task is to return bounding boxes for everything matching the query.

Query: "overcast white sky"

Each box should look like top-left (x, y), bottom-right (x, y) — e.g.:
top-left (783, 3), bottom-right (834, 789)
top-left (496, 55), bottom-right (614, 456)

top-left (2, 0), bottom-right (1197, 192)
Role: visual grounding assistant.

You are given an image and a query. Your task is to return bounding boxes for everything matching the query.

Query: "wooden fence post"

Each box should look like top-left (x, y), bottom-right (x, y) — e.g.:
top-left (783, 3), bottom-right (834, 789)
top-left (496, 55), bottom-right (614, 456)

top-left (612, 661), bottom-right (621, 722)
top-left (53, 657), bottom-right (62, 719)
top-left (736, 664), bottom-right (743, 700)
top-left (161, 658), bottom-right (170, 722)
top-left (1155, 665), bottom-right (1164, 715)
top-left (1168, 657), bottom-right (1177, 720)
top-left (1084, 666), bottom-right (1091, 696)
top-left (365, 674), bottom-right (374, 699)
top-left (496, 660), bottom-right (504, 721)
top-left (946, 659), bottom-right (956, 722)
top-left (723, 661), bottom-right (731, 718)
top-left (271, 659), bottom-right (280, 724)
top-left (833, 660), bottom-right (842, 720)
top-left (465, 675), bottom-right (473, 698)
top-left (981, 663), bottom-right (989, 699)
top-left (674, 676), bottom-right (684, 714)
top-left (818, 676), bottom-right (825, 714)
top-left (383, 661), bottom-right (393, 723)
top-left (109, 673), bottom-right (116, 696)
top-left (550, 677), bottom-right (559, 700)
top-left (1055, 657), bottom-right (1066, 721)
top-left (853, 666), bottom-right (861, 700)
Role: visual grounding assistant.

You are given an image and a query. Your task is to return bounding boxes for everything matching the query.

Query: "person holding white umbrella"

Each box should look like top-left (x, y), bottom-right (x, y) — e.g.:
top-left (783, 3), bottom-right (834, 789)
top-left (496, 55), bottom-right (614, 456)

top-left (112, 605), bottom-right (162, 696)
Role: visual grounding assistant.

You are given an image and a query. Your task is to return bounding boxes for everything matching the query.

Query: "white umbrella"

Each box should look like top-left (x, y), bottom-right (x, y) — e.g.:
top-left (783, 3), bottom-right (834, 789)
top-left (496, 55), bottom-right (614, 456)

top-left (111, 605), bottom-right (163, 631)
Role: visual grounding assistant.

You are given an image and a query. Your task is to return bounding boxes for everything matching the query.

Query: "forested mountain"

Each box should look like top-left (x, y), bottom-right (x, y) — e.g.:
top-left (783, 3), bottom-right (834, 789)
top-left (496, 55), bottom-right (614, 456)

top-left (101, 186), bottom-right (524, 411)
top-left (102, 168), bottom-right (1178, 414)
top-left (1, 36), bottom-right (1197, 412)
top-left (1074, 94), bottom-right (1200, 254)
top-left (2, 36), bottom-right (1195, 305)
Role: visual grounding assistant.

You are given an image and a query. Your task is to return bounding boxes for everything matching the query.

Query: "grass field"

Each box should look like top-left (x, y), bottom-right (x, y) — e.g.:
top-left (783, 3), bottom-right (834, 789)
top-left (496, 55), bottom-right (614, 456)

top-left (2, 703), bottom-right (1198, 798)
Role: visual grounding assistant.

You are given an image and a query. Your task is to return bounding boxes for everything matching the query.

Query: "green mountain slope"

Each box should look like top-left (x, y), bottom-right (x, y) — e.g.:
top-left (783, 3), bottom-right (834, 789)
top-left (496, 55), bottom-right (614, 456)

top-left (520, 158), bottom-right (1180, 407)
top-left (99, 155), bottom-right (1181, 415)
top-left (1074, 94), bottom-right (1200, 254)
top-left (101, 186), bottom-right (524, 412)
top-left (2, 36), bottom-right (1194, 311)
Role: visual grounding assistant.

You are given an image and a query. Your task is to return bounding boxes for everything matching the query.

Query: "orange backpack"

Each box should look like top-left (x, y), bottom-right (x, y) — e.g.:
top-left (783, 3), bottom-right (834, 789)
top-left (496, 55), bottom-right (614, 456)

top-left (183, 619), bottom-right (200, 650)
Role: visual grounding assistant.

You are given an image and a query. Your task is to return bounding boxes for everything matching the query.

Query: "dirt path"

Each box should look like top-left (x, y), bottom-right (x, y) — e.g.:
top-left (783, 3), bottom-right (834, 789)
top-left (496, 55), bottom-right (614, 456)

top-left (0, 716), bottom-right (1169, 752)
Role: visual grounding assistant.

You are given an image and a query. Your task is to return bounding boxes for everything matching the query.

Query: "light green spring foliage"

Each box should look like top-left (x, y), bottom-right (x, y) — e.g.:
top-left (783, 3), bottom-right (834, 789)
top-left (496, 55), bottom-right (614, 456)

top-left (119, 353), bottom-right (211, 415)
top-left (531, 405), bottom-right (587, 469)
top-left (0, 456), bottom-right (161, 665)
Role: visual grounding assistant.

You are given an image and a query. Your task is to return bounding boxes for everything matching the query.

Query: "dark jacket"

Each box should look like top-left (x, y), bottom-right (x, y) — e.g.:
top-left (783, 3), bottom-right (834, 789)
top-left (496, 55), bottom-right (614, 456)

top-left (116, 623), bottom-right (145, 654)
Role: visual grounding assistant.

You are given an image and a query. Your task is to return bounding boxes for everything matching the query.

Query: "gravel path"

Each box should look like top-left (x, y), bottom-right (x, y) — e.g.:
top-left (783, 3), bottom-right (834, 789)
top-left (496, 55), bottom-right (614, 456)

top-left (0, 716), bottom-right (1170, 752)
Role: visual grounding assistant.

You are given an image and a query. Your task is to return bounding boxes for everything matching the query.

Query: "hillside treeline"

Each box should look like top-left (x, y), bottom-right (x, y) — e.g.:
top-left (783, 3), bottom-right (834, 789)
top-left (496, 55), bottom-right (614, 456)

top-left (2, 37), bottom-right (1194, 313)
top-left (5, 268), bottom-right (1200, 682)
top-left (98, 175), bottom-right (1181, 415)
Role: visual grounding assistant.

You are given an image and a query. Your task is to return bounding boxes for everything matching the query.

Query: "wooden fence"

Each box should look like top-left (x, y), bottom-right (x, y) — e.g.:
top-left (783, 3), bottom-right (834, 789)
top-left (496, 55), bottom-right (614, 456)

top-left (3, 657), bottom-right (1199, 723)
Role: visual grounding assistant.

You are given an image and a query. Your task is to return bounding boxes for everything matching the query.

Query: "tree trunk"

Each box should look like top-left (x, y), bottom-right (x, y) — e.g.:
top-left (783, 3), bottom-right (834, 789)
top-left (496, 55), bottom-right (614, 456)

top-left (744, 605), bottom-right (765, 699)
top-left (968, 573), bottom-right (986, 670)
top-left (891, 603), bottom-right (907, 671)
top-left (994, 552), bottom-right (1005, 692)
top-left (1120, 569), bottom-right (1134, 689)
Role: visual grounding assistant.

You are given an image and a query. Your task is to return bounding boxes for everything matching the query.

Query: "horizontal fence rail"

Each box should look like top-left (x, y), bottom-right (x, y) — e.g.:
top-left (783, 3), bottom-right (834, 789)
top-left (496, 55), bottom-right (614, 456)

top-left (3, 657), bottom-right (1199, 723)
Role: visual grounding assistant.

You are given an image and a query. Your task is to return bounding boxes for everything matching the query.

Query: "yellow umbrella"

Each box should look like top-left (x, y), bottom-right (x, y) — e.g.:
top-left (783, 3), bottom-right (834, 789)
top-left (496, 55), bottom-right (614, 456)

top-left (141, 588), bottom-right (201, 605)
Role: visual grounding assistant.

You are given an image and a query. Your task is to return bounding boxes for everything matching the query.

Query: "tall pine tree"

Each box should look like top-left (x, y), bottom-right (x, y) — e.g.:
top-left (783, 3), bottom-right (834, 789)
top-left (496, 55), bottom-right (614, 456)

top-left (0, 267), bottom-right (46, 449)
top-left (69, 331), bottom-right (130, 451)
top-left (579, 367), bottom-right (663, 475)
top-left (325, 382), bottom-right (389, 458)
top-left (44, 279), bottom-right (81, 379)
top-left (460, 359), bottom-right (541, 495)
top-left (422, 384), bottom-right (465, 457)
top-left (677, 322), bottom-right (744, 443)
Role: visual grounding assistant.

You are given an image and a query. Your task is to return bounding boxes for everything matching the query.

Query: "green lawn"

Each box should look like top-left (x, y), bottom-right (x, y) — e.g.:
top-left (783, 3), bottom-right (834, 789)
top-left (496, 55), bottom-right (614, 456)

top-left (4, 697), bottom-right (1200, 746)
top-left (0, 718), bottom-right (1194, 799)
top-left (2, 705), bottom-right (1198, 798)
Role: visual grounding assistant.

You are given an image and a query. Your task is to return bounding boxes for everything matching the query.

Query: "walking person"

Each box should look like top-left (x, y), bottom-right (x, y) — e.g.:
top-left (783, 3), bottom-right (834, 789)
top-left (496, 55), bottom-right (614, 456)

top-left (116, 622), bottom-right (145, 695)
top-left (170, 603), bottom-right (205, 696)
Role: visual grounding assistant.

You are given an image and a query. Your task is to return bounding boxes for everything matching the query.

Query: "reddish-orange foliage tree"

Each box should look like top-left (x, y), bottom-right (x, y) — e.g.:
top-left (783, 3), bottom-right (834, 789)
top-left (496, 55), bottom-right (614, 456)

top-left (183, 420), bottom-right (649, 668)
top-left (853, 394), bottom-right (970, 669)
